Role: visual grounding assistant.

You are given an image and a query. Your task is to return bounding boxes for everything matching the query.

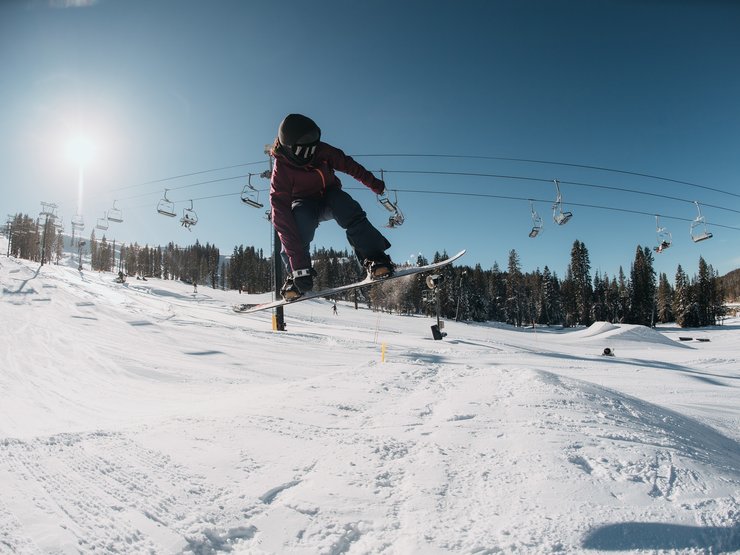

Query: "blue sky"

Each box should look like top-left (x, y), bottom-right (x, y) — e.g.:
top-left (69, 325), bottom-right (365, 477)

top-left (2, 0), bottom-right (739, 280)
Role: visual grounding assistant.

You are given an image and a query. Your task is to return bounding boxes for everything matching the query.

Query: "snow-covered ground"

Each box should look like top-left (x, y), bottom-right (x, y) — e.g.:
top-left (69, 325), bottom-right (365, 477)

top-left (1, 249), bottom-right (738, 554)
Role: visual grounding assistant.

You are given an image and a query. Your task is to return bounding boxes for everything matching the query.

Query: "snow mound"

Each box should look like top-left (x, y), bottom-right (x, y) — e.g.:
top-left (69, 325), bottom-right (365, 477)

top-left (573, 321), bottom-right (619, 338)
top-left (607, 324), bottom-right (689, 348)
top-left (570, 322), bottom-right (686, 348)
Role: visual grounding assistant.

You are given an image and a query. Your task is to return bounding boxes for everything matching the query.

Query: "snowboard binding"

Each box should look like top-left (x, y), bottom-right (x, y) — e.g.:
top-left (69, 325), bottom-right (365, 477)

top-left (364, 256), bottom-right (395, 280)
top-left (280, 278), bottom-right (302, 301)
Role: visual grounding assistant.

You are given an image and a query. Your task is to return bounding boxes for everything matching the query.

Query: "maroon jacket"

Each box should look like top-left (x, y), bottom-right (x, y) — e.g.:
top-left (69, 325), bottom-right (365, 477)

top-left (270, 142), bottom-right (384, 270)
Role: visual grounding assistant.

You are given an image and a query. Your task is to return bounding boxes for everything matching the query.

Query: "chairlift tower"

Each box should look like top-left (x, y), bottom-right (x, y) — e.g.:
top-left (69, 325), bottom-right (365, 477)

top-left (5, 216), bottom-right (13, 257)
top-left (40, 202), bottom-right (58, 219)
top-left (265, 144), bottom-right (285, 331)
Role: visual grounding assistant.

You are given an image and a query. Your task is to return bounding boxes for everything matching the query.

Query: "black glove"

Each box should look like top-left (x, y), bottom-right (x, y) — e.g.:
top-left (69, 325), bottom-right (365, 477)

top-left (371, 179), bottom-right (385, 195)
top-left (292, 268), bottom-right (317, 293)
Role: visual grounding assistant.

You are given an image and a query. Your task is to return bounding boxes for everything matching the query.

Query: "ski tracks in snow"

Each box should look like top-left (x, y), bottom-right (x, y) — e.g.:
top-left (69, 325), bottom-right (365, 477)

top-left (224, 350), bottom-right (739, 553)
top-left (168, 349), bottom-right (740, 554)
top-left (1, 350), bottom-right (738, 553)
top-left (0, 431), bottom-right (227, 554)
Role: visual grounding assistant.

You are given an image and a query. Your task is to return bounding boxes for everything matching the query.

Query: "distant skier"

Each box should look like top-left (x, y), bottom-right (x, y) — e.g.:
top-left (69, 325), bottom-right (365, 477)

top-left (270, 114), bottom-right (394, 300)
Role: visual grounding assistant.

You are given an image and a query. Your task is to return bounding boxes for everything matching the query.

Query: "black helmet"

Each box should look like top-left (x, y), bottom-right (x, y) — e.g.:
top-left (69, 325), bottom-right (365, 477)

top-left (278, 114), bottom-right (321, 165)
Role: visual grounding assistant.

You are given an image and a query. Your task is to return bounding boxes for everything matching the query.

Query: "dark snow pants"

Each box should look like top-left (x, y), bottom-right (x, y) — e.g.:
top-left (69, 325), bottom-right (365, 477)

top-left (282, 187), bottom-right (391, 272)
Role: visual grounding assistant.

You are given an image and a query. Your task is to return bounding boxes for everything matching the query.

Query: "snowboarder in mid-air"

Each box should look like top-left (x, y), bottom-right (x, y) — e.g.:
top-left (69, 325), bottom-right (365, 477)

top-left (270, 113), bottom-right (394, 301)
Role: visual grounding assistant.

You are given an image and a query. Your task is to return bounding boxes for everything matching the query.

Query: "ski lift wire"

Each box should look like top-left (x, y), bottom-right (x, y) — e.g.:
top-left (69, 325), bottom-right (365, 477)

top-left (109, 160), bottom-right (269, 193)
top-left (343, 186), bottom-right (740, 232)
top-left (352, 153), bottom-right (740, 200)
top-left (379, 169), bottom-right (740, 216)
top-left (121, 184), bottom-right (740, 234)
top-left (111, 167), bottom-right (740, 220)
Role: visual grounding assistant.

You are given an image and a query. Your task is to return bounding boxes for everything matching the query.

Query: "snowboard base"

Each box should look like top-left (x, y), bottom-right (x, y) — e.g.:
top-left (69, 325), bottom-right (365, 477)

top-left (233, 250), bottom-right (466, 315)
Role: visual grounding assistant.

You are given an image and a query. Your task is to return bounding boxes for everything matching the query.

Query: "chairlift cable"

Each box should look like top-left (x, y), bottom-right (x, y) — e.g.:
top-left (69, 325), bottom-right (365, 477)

top-left (344, 186), bottom-right (740, 233)
top-left (124, 184), bottom-right (740, 234)
top-left (108, 160), bottom-right (268, 193)
top-left (352, 153), bottom-right (740, 200)
top-left (379, 169), bottom-right (740, 215)
top-left (113, 174), bottom-right (253, 202)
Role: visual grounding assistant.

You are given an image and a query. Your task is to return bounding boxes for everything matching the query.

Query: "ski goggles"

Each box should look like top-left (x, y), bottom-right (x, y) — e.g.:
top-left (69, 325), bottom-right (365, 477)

top-left (290, 142), bottom-right (318, 160)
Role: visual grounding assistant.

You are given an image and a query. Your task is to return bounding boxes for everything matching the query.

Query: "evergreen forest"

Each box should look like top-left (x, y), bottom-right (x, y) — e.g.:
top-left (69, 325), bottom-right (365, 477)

top-left (5, 212), bottom-right (730, 328)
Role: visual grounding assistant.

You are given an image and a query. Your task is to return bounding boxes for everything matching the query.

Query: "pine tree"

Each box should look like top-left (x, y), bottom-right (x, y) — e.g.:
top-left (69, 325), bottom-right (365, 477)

top-left (506, 249), bottom-right (523, 326)
top-left (89, 229), bottom-right (98, 270)
top-left (628, 246), bottom-right (656, 326)
top-left (560, 267), bottom-right (577, 327)
top-left (9, 214), bottom-right (41, 260)
top-left (566, 240), bottom-right (593, 326)
top-left (487, 262), bottom-right (506, 322)
top-left (54, 227), bottom-right (63, 263)
top-left (592, 272), bottom-right (607, 322)
top-left (656, 272), bottom-right (674, 323)
top-left (467, 264), bottom-right (489, 322)
top-left (695, 256), bottom-right (724, 326)
top-left (673, 264), bottom-right (694, 327)
top-left (541, 266), bottom-right (561, 326)
top-left (695, 257), bottom-right (712, 326)
top-left (709, 264), bottom-right (726, 324)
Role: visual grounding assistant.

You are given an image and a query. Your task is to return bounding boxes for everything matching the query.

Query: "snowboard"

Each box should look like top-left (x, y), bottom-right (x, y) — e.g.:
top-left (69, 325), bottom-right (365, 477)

top-left (233, 250), bottom-right (466, 315)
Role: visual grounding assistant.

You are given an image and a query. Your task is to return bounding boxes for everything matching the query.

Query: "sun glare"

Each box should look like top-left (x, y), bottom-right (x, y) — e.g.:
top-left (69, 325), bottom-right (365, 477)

top-left (66, 134), bottom-right (96, 166)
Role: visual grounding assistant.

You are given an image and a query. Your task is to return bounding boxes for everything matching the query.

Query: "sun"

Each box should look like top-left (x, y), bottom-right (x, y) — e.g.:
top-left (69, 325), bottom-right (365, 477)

top-left (66, 134), bottom-right (96, 166)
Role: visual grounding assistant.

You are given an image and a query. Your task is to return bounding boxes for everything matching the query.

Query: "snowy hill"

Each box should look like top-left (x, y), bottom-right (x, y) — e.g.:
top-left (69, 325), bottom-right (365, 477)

top-left (1, 250), bottom-right (739, 554)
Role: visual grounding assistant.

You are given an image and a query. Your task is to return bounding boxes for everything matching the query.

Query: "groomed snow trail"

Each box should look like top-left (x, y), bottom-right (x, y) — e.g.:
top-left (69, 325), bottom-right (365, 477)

top-left (1, 255), bottom-right (738, 554)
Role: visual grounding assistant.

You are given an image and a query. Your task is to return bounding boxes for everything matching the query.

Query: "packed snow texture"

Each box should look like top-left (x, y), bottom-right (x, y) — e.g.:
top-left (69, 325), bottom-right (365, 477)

top-left (1, 248), bottom-right (738, 554)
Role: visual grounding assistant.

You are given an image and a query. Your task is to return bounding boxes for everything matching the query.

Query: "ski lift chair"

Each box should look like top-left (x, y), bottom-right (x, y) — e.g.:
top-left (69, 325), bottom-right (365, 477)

top-left (690, 201), bottom-right (713, 243)
top-left (528, 200), bottom-right (543, 238)
top-left (108, 200), bottom-right (123, 223)
top-left (157, 189), bottom-right (177, 217)
top-left (180, 200), bottom-right (198, 230)
top-left (71, 214), bottom-right (85, 231)
top-left (653, 215), bottom-right (672, 253)
top-left (240, 174), bottom-right (264, 209)
top-left (552, 179), bottom-right (573, 225)
top-left (378, 190), bottom-right (405, 228)
top-left (96, 213), bottom-right (109, 231)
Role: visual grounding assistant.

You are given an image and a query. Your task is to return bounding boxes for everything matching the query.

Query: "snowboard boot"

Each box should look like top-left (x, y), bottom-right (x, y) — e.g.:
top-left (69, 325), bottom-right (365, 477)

top-left (280, 277), bottom-right (303, 301)
top-left (364, 255), bottom-right (395, 280)
top-left (281, 268), bottom-right (316, 301)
